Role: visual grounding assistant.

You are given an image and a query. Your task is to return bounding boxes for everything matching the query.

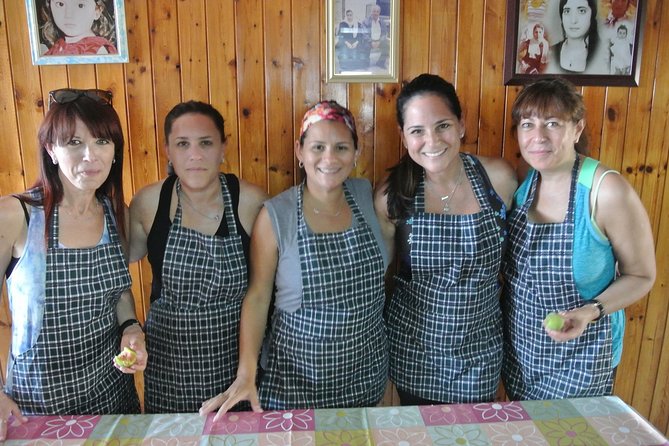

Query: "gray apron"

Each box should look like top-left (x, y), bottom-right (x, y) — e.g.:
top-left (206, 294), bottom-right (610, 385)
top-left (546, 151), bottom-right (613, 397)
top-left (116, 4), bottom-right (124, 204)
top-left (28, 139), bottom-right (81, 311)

top-left (144, 175), bottom-right (248, 413)
top-left (502, 156), bottom-right (613, 399)
top-left (259, 183), bottom-right (388, 409)
top-left (6, 199), bottom-right (138, 414)
top-left (387, 154), bottom-right (504, 403)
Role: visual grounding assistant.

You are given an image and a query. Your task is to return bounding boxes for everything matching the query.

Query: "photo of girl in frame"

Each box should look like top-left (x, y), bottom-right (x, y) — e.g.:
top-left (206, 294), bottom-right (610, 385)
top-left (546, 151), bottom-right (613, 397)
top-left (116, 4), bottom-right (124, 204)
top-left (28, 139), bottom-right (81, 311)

top-left (25, 0), bottom-right (129, 65)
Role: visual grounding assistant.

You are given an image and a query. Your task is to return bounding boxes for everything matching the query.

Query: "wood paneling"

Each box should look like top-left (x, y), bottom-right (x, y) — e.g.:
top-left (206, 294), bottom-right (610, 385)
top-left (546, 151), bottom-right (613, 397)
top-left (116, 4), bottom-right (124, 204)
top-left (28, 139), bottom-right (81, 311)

top-left (0, 0), bottom-right (668, 434)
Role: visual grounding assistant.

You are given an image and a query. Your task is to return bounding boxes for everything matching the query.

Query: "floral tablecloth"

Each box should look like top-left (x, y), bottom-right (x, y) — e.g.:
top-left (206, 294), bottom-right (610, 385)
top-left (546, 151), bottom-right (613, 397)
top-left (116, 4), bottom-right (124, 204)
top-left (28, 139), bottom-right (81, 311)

top-left (4, 396), bottom-right (668, 445)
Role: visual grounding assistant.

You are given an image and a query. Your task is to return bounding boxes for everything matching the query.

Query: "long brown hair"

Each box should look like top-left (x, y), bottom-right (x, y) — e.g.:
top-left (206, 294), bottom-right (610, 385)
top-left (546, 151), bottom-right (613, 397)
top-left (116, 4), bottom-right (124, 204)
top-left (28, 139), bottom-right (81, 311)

top-left (22, 96), bottom-right (126, 238)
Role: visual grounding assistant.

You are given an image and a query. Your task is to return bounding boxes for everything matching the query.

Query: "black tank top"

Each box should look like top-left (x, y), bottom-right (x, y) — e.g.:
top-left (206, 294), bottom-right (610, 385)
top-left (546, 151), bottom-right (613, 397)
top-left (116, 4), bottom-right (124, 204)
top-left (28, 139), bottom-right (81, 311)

top-left (146, 174), bottom-right (251, 302)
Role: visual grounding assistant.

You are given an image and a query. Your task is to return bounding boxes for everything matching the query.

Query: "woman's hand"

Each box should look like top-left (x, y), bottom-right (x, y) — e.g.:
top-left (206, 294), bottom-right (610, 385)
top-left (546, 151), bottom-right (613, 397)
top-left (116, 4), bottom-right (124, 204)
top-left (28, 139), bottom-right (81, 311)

top-left (199, 375), bottom-right (262, 421)
top-left (544, 305), bottom-right (599, 342)
top-left (114, 324), bottom-right (147, 373)
top-left (0, 392), bottom-right (27, 441)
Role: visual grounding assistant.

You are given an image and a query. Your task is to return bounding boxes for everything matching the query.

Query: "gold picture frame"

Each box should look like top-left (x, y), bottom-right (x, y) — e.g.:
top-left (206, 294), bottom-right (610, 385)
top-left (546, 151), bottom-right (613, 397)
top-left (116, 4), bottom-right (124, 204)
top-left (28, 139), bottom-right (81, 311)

top-left (326, 0), bottom-right (399, 83)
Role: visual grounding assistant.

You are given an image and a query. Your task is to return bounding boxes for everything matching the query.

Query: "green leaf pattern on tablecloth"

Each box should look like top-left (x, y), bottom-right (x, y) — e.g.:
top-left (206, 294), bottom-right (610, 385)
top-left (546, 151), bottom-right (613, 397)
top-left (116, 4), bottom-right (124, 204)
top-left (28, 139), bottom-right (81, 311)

top-left (535, 417), bottom-right (609, 446)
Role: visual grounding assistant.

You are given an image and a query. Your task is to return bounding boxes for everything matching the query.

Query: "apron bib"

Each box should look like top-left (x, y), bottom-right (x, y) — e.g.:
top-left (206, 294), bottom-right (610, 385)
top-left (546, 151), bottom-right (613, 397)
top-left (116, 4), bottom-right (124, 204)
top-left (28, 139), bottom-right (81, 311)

top-left (260, 183), bottom-right (388, 409)
top-left (387, 155), bottom-right (504, 403)
top-left (502, 157), bottom-right (613, 400)
top-left (7, 200), bottom-right (138, 415)
top-left (144, 175), bottom-right (248, 413)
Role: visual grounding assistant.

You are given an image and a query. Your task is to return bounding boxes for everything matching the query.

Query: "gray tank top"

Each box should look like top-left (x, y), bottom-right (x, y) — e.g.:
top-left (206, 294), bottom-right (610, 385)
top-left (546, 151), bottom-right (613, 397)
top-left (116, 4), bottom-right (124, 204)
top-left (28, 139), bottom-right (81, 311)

top-left (265, 178), bottom-right (388, 313)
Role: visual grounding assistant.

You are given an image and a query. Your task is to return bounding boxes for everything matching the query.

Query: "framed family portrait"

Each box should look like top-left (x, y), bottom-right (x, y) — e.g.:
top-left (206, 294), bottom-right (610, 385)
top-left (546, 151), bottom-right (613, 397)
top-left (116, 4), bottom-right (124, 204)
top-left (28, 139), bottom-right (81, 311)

top-left (504, 0), bottom-right (644, 86)
top-left (326, 0), bottom-right (399, 83)
top-left (26, 0), bottom-right (129, 65)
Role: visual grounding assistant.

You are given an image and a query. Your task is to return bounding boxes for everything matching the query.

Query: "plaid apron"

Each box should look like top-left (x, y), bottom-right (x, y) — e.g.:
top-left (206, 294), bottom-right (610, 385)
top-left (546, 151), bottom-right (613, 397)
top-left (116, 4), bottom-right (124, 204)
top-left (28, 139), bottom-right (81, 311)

top-left (502, 156), bottom-right (613, 400)
top-left (387, 154), bottom-right (505, 403)
top-left (6, 199), bottom-right (138, 415)
top-left (144, 175), bottom-right (248, 413)
top-left (259, 183), bottom-right (388, 409)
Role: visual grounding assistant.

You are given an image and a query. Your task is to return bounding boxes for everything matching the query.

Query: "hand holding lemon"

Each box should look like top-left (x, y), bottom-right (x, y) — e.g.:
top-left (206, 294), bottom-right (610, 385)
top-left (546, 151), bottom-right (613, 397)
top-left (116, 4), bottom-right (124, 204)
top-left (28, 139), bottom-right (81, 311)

top-left (544, 312), bottom-right (565, 331)
top-left (114, 347), bottom-right (137, 368)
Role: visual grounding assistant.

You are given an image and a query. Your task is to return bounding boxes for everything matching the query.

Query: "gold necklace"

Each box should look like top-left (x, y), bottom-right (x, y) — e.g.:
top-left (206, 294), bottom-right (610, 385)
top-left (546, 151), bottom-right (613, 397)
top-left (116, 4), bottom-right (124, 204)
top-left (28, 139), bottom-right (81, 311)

top-left (179, 189), bottom-right (222, 221)
top-left (436, 164), bottom-right (465, 213)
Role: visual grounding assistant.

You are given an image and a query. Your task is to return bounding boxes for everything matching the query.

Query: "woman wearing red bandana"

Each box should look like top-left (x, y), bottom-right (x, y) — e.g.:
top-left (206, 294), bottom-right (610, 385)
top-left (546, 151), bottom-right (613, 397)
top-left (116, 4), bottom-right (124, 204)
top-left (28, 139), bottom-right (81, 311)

top-left (200, 101), bottom-right (390, 419)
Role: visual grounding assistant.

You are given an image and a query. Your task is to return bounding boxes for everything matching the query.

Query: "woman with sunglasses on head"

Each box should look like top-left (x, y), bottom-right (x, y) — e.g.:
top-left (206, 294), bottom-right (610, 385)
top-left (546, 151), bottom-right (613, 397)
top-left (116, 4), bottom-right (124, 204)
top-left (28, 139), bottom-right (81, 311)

top-left (0, 89), bottom-right (144, 437)
top-left (200, 101), bottom-right (389, 419)
top-left (375, 74), bottom-right (517, 405)
top-left (129, 101), bottom-right (267, 413)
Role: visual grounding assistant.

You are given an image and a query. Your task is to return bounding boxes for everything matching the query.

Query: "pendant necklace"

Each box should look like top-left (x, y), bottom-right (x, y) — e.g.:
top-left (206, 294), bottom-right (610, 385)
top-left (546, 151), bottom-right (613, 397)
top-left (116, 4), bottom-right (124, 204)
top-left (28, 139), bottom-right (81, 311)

top-left (438, 164), bottom-right (465, 213)
top-left (311, 192), bottom-right (346, 217)
top-left (179, 189), bottom-right (222, 221)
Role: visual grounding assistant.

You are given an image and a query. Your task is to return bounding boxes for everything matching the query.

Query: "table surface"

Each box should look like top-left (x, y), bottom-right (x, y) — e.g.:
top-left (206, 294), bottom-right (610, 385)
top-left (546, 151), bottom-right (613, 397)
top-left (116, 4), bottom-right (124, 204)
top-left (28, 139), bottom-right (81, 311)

top-left (3, 395), bottom-right (668, 445)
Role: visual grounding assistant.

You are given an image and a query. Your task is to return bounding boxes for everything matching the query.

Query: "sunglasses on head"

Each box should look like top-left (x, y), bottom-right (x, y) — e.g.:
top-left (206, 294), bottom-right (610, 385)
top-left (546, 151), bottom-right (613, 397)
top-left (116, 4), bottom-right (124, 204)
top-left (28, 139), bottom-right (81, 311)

top-left (47, 89), bottom-right (113, 110)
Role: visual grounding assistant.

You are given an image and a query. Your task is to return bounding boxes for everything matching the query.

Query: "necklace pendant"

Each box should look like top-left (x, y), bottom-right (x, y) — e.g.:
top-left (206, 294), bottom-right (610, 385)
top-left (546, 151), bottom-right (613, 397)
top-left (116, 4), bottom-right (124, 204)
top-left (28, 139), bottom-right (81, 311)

top-left (442, 203), bottom-right (450, 213)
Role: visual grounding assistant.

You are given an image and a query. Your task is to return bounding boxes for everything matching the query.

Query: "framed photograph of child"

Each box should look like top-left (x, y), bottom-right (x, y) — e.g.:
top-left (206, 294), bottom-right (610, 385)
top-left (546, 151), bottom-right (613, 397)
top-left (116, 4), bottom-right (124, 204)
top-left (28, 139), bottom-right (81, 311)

top-left (26, 0), bottom-right (129, 65)
top-left (504, 0), bottom-right (644, 86)
top-left (326, 0), bottom-right (399, 83)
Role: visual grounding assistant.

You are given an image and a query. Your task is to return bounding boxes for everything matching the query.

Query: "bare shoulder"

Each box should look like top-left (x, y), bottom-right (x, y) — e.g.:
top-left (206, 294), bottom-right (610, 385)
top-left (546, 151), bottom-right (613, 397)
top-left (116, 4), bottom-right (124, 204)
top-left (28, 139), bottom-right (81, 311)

top-left (239, 179), bottom-right (269, 207)
top-left (0, 195), bottom-right (28, 260)
top-left (0, 195), bottom-right (27, 230)
top-left (592, 164), bottom-right (637, 208)
top-left (475, 155), bottom-right (518, 207)
top-left (238, 179), bottom-right (269, 235)
top-left (129, 180), bottom-right (165, 217)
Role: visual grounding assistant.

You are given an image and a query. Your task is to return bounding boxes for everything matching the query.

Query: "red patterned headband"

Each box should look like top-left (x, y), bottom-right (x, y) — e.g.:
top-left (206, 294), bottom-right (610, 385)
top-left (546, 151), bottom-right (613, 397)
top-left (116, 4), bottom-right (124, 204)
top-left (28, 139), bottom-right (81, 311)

top-left (299, 100), bottom-right (357, 141)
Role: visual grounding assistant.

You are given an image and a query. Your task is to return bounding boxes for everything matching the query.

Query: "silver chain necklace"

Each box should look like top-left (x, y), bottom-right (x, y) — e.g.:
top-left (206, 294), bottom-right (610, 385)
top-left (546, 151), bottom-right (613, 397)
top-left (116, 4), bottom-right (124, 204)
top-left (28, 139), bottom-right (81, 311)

top-left (179, 189), bottom-right (222, 221)
top-left (436, 164), bottom-right (465, 213)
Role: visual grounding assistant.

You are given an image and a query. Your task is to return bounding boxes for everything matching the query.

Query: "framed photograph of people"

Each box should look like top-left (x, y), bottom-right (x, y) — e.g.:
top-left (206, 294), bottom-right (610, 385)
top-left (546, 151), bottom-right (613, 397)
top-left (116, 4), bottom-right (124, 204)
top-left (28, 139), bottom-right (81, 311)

top-left (326, 0), bottom-right (399, 83)
top-left (26, 0), bottom-right (129, 65)
top-left (504, 0), bottom-right (644, 86)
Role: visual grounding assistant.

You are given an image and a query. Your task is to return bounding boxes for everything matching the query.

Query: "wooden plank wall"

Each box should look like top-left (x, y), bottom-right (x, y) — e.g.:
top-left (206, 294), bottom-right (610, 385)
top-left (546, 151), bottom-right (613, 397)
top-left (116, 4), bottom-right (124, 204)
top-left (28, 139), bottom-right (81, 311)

top-left (0, 0), bottom-right (667, 433)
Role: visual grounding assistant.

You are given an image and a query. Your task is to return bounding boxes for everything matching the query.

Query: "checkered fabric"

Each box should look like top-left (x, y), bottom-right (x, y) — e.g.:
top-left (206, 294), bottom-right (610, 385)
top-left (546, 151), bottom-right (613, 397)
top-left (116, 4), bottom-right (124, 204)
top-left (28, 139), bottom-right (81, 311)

top-left (501, 157), bottom-right (613, 400)
top-left (7, 197), bottom-right (139, 415)
top-left (386, 153), bottom-right (506, 403)
top-left (259, 183), bottom-right (388, 409)
top-left (144, 175), bottom-right (248, 413)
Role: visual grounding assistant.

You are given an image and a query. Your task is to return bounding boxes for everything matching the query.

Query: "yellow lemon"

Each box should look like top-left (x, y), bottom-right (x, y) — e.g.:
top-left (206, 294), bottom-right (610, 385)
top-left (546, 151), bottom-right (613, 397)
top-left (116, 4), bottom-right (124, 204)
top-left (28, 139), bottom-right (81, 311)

top-left (114, 347), bottom-right (137, 368)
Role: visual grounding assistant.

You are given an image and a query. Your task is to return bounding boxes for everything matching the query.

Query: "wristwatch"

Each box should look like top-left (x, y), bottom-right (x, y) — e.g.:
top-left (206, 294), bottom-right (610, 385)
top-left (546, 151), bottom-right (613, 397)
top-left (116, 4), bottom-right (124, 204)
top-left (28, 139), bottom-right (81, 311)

top-left (590, 299), bottom-right (605, 322)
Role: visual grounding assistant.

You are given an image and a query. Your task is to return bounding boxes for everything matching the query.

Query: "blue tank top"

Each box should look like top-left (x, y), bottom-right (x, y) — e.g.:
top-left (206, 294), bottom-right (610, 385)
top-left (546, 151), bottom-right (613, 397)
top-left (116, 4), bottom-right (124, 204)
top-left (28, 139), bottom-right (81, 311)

top-left (514, 157), bottom-right (624, 366)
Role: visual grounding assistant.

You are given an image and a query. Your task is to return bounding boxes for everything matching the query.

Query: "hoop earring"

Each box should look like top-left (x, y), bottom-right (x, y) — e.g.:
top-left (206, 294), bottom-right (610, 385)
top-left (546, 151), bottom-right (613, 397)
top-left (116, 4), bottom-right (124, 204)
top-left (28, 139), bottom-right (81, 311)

top-left (168, 160), bottom-right (173, 167)
top-left (299, 161), bottom-right (304, 168)
top-left (112, 158), bottom-right (116, 164)
top-left (354, 160), bottom-right (358, 168)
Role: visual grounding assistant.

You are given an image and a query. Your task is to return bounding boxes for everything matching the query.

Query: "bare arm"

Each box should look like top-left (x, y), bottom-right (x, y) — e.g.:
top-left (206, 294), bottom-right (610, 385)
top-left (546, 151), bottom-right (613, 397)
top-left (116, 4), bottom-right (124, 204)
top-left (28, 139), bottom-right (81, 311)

top-left (114, 290), bottom-right (147, 372)
top-left (373, 179), bottom-right (396, 262)
top-left (477, 155), bottom-right (518, 209)
top-left (128, 182), bottom-right (162, 262)
top-left (237, 179), bottom-right (269, 236)
top-left (548, 170), bottom-right (656, 341)
top-left (199, 207), bottom-right (278, 419)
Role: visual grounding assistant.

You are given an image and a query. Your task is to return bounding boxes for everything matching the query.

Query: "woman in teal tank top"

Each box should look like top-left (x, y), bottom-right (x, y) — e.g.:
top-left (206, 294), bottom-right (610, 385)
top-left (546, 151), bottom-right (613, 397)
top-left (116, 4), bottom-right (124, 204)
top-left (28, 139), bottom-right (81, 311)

top-left (501, 77), bottom-right (655, 400)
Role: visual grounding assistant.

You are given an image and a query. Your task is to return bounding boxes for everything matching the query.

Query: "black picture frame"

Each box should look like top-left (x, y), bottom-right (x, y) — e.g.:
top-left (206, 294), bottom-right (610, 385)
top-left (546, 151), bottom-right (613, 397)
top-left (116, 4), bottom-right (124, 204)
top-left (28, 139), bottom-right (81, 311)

top-left (504, 0), bottom-right (644, 86)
